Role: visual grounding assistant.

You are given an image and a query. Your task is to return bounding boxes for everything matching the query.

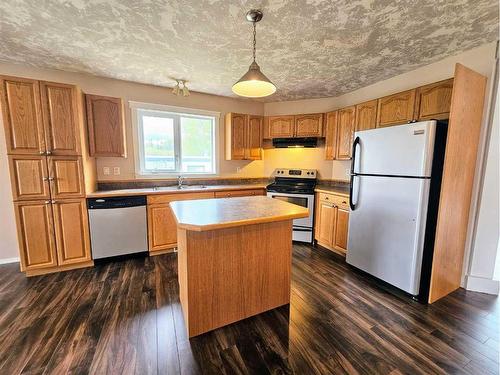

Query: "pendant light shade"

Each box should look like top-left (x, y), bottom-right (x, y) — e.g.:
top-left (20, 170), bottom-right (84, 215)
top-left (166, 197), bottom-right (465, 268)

top-left (232, 10), bottom-right (276, 98)
top-left (232, 61), bottom-right (276, 98)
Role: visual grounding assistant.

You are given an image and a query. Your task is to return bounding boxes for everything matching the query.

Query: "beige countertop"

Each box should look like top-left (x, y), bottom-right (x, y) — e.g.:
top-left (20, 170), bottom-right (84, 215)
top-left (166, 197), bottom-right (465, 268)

top-left (315, 185), bottom-right (350, 197)
top-left (170, 196), bottom-right (309, 231)
top-left (86, 184), bottom-right (267, 198)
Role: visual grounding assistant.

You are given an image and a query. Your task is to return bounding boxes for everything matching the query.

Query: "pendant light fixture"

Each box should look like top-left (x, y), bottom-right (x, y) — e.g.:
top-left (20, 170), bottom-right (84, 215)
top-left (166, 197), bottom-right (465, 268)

top-left (232, 9), bottom-right (276, 98)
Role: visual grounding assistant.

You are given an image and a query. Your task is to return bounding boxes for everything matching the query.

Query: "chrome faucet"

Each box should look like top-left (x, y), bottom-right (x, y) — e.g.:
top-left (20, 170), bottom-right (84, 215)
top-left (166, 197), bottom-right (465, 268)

top-left (177, 175), bottom-right (184, 189)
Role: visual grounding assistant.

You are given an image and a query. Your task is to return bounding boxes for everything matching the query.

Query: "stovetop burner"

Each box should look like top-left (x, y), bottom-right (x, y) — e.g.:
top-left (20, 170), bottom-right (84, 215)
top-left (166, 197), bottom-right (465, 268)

top-left (266, 168), bottom-right (317, 195)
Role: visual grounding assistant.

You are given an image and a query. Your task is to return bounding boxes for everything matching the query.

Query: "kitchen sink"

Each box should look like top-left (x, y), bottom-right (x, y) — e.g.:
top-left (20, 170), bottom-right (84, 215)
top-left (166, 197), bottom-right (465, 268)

top-left (152, 185), bottom-right (208, 191)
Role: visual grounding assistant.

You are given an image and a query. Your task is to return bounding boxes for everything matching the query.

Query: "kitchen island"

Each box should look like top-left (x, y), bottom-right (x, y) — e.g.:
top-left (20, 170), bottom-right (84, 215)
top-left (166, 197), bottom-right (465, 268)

top-left (170, 196), bottom-right (309, 337)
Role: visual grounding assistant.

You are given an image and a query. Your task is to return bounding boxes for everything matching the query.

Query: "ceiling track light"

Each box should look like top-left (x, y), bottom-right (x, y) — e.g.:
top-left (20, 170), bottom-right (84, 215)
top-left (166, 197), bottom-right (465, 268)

top-left (232, 9), bottom-right (276, 98)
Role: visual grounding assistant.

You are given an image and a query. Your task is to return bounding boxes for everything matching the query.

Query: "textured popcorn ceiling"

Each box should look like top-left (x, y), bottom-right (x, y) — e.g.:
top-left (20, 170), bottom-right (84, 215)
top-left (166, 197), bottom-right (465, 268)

top-left (0, 1), bottom-right (498, 102)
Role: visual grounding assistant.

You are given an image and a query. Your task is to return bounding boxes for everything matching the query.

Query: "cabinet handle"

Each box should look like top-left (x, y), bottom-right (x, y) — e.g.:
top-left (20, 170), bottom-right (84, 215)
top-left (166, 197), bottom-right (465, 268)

top-left (51, 200), bottom-right (56, 204)
top-left (48, 177), bottom-right (55, 181)
top-left (39, 150), bottom-right (45, 155)
top-left (44, 200), bottom-right (50, 204)
top-left (46, 150), bottom-right (52, 155)
top-left (42, 177), bottom-right (49, 181)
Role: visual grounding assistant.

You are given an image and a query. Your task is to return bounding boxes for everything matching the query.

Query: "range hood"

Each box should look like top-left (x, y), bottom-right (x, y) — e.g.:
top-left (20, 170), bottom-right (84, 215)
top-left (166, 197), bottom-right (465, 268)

top-left (272, 137), bottom-right (318, 148)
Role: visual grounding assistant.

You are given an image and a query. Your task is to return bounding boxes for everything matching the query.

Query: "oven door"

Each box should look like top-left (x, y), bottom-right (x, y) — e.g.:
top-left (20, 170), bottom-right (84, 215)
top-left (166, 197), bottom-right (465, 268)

top-left (266, 192), bottom-right (314, 228)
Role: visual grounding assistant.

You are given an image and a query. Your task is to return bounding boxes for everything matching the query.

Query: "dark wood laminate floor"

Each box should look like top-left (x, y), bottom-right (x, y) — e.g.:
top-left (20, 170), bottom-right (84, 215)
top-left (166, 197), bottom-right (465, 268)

top-left (0, 244), bottom-right (498, 375)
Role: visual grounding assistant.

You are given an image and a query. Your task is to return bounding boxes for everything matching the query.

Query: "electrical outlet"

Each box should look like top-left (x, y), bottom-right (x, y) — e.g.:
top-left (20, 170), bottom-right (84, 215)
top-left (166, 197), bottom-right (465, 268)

top-left (113, 167), bottom-right (121, 175)
top-left (236, 167), bottom-right (242, 173)
top-left (103, 167), bottom-right (110, 175)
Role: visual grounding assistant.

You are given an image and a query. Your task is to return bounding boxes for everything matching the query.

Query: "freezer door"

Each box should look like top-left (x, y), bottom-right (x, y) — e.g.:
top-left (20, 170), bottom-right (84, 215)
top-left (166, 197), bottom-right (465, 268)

top-left (353, 121), bottom-right (436, 177)
top-left (346, 175), bottom-right (430, 295)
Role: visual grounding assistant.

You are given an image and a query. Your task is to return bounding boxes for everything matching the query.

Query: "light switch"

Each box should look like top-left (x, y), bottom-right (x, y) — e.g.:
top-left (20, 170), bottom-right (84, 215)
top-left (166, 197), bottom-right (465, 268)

top-left (113, 167), bottom-right (121, 175)
top-left (103, 167), bottom-right (110, 175)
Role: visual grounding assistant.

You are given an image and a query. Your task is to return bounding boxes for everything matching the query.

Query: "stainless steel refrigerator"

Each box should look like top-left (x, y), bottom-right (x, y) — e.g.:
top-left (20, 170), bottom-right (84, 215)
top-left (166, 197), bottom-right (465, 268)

top-left (347, 120), bottom-right (447, 298)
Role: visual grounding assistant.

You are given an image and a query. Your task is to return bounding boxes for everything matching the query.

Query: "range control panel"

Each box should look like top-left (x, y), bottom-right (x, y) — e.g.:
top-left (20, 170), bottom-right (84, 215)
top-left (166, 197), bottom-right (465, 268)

top-left (273, 169), bottom-right (317, 179)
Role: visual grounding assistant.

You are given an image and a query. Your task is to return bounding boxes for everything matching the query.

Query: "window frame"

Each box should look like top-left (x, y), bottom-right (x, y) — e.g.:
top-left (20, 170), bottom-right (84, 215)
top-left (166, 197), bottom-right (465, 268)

top-left (130, 101), bottom-right (220, 178)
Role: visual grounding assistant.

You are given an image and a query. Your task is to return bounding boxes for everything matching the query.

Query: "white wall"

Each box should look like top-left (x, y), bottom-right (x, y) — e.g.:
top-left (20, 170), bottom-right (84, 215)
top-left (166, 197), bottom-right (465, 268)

top-left (466, 60), bottom-right (500, 295)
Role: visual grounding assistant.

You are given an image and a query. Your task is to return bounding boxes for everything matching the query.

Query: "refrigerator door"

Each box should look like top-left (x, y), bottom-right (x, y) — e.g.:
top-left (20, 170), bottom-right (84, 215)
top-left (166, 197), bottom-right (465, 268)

top-left (347, 175), bottom-right (430, 295)
top-left (353, 121), bottom-right (436, 177)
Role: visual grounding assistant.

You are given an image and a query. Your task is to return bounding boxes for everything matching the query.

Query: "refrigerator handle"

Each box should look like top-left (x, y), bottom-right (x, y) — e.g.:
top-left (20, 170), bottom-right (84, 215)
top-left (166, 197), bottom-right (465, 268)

top-left (349, 136), bottom-right (360, 211)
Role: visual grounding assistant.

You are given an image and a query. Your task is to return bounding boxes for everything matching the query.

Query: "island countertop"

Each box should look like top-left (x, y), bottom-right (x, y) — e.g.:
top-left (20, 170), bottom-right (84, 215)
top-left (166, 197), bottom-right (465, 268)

top-left (170, 196), bottom-right (309, 231)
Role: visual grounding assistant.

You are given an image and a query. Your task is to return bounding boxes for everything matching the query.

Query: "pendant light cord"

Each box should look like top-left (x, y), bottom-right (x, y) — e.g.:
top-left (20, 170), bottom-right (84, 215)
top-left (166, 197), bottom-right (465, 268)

top-left (252, 21), bottom-right (256, 62)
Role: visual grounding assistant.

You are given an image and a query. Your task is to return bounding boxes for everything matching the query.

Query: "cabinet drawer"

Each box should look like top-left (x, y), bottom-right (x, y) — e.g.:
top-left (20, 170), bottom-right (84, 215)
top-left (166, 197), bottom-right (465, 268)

top-left (318, 192), bottom-right (349, 210)
top-left (147, 192), bottom-right (214, 205)
top-left (214, 189), bottom-right (264, 198)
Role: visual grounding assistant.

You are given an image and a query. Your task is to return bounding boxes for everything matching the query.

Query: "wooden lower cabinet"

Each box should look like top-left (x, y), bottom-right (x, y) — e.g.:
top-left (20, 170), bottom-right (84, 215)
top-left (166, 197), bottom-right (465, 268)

top-left (314, 192), bottom-right (349, 255)
top-left (14, 199), bottom-right (92, 275)
top-left (147, 189), bottom-right (265, 253)
top-left (147, 192), bottom-right (215, 254)
top-left (52, 199), bottom-right (91, 265)
top-left (15, 200), bottom-right (58, 271)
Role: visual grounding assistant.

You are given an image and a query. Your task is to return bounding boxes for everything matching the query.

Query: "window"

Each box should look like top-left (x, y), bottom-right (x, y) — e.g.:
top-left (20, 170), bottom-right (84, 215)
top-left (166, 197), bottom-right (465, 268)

top-left (132, 103), bottom-right (218, 176)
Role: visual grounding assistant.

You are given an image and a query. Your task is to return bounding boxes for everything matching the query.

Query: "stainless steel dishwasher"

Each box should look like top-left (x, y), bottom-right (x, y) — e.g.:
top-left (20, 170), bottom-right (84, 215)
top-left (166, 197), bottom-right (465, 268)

top-left (87, 196), bottom-right (148, 259)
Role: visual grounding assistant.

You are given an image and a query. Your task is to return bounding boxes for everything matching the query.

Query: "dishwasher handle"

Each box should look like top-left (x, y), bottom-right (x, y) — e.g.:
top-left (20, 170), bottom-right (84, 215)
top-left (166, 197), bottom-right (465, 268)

top-left (87, 195), bottom-right (147, 209)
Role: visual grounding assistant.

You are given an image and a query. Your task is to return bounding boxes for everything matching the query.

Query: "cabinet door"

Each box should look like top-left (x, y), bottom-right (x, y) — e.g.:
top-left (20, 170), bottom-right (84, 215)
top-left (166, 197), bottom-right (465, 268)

top-left (315, 201), bottom-right (335, 247)
top-left (14, 200), bottom-right (57, 271)
top-left (414, 79), bottom-right (454, 121)
top-left (324, 111), bottom-right (337, 160)
top-left (48, 156), bottom-right (85, 199)
top-left (147, 192), bottom-right (214, 252)
top-left (355, 100), bottom-right (378, 132)
top-left (52, 199), bottom-right (91, 265)
top-left (336, 106), bottom-right (355, 160)
top-left (333, 208), bottom-right (349, 253)
top-left (294, 114), bottom-right (323, 137)
top-left (226, 113), bottom-right (246, 160)
top-left (1, 76), bottom-right (46, 155)
top-left (40, 81), bottom-right (81, 156)
top-left (148, 203), bottom-right (177, 251)
top-left (268, 116), bottom-right (294, 138)
top-left (8, 155), bottom-right (50, 201)
top-left (376, 89), bottom-right (416, 128)
top-left (246, 115), bottom-right (262, 160)
top-left (85, 94), bottom-right (126, 157)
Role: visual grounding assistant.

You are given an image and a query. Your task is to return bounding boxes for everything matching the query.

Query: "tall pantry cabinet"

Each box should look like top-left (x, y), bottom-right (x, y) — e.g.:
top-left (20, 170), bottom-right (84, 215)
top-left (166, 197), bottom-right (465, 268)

top-left (1, 76), bottom-right (96, 276)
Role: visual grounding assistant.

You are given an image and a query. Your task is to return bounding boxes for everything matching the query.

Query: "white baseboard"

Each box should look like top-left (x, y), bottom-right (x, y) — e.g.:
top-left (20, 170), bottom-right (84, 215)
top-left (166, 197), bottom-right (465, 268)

top-left (466, 275), bottom-right (500, 295)
top-left (0, 257), bottom-right (20, 265)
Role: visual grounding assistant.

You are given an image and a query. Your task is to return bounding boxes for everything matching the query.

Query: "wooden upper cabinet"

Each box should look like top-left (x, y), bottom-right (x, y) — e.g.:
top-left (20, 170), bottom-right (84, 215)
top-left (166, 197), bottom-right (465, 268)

top-left (85, 94), bottom-right (126, 157)
top-left (225, 112), bottom-right (246, 160)
top-left (414, 79), bottom-right (454, 121)
top-left (333, 208), bottom-right (349, 253)
top-left (52, 198), bottom-right (91, 265)
top-left (294, 114), bottom-right (323, 137)
top-left (1, 76), bottom-right (46, 155)
top-left (8, 155), bottom-right (50, 201)
top-left (376, 89), bottom-right (416, 128)
top-left (14, 200), bottom-right (57, 272)
top-left (336, 106), bottom-right (355, 160)
top-left (48, 156), bottom-right (85, 199)
top-left (355, 100), bottom-right (378, 132)
top-left (40, 81), bottom-right (81, 156)
top-left (246, 115), bottom-right (263, 160)
top-left (225, 113), bottom-right (263, 160)
top-left (324, 111), bottom-right (338, 160)
top-left (268, 115), bottom-right (294, 138)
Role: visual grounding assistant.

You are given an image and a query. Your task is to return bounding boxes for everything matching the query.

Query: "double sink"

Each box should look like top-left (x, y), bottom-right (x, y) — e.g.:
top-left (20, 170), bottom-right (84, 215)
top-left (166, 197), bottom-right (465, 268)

top-left (152, 185), bottom-right (208, 191)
